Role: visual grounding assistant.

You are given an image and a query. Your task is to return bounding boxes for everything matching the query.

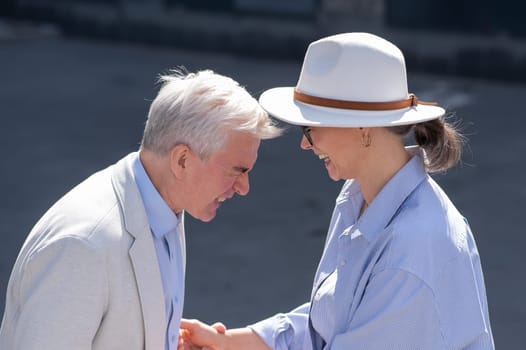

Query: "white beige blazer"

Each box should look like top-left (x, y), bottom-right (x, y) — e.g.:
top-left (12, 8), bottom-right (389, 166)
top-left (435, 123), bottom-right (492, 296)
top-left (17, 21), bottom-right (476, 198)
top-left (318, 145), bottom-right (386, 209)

top-left (0, 152), bottom-right (179, 350)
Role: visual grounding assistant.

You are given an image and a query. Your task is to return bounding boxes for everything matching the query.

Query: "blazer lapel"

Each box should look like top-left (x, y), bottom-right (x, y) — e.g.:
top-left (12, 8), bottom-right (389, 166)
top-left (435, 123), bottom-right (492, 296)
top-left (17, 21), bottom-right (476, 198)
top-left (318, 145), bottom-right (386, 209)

top-left (112, 153), bottom-right (166, 350)
top-left (129, 232), bottom-right (166, 350)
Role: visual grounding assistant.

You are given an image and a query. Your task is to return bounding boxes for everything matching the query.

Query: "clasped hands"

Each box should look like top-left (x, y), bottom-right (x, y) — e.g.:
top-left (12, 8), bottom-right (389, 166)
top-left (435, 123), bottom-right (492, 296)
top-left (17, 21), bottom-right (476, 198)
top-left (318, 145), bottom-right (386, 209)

top-left (178, 318), bottom-right (227, 350)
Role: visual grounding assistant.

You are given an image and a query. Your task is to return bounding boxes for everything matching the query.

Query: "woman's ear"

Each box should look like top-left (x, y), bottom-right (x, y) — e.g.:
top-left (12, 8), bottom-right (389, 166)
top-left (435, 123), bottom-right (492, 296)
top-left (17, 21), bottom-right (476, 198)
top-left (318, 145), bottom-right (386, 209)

top-left (358, 127), bottom-right (372, 148)
top-left (170, 144), bottom-right (190, 179)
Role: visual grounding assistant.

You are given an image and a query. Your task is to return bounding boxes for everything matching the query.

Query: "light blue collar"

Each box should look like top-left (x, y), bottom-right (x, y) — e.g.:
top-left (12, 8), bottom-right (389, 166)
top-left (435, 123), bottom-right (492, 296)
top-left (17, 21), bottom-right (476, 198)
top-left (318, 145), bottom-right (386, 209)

top-left (131, 154), bottom-right (179, 238)
top-left (348, 147), bottom-right (428, 241)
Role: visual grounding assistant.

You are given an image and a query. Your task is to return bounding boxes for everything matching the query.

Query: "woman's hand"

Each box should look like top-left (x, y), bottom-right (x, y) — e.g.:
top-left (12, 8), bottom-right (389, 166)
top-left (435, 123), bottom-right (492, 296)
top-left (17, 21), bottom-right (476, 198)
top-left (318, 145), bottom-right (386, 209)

top-left (179, 318), bottom-right (226, 350)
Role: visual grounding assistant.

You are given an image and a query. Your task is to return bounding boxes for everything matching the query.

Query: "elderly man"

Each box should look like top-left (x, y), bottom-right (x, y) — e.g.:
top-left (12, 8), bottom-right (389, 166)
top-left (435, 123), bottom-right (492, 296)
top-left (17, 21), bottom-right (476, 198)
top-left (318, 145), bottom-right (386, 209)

top-left (0, 69), bottom-right (281, 350)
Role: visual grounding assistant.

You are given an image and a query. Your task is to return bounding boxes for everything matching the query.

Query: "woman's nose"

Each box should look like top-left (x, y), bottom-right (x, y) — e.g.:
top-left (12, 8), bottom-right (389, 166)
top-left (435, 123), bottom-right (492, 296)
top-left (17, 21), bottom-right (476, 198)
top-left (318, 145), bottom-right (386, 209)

top-left (300, 135), bottom-right (312, 150)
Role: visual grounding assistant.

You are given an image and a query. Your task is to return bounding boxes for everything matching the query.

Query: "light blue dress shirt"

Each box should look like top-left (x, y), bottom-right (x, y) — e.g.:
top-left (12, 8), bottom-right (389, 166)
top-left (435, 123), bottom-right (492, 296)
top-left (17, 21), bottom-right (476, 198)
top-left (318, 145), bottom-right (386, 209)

top-left (250, 148), bottom-right (494, 349)
top-left (132, 154), bottom-right (185, 350)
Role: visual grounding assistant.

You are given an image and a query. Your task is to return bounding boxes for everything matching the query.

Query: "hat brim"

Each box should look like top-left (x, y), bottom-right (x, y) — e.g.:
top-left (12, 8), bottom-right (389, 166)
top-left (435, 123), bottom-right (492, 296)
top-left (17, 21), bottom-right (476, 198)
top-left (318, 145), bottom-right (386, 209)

top-left (259, 87), bottom-right (445, 127)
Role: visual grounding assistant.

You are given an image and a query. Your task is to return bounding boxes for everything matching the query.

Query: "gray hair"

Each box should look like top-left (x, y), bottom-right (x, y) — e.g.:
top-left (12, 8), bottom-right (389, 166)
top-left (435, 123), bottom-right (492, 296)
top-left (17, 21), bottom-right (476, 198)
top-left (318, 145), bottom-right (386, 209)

top-left (141, 69), bottom-right (282, 159)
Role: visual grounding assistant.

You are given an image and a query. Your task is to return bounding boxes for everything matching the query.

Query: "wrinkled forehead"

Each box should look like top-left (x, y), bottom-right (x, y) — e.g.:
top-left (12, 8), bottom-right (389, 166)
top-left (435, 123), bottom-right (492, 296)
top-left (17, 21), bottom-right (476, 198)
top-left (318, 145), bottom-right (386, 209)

top-left (209, 131), bottom-right (260, 168)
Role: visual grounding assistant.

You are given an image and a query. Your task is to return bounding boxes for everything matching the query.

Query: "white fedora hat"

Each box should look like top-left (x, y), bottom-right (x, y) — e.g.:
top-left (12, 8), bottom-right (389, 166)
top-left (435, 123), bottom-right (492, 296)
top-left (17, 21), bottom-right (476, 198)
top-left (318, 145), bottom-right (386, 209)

top-left (259, 32), bottom-right (445, 127)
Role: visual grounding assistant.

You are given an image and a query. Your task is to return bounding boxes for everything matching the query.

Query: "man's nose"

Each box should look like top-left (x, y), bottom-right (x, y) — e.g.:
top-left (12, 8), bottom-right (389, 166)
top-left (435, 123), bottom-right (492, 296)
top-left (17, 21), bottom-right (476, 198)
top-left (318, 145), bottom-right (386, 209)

top-left (233, 172), bottom-right (249, 196)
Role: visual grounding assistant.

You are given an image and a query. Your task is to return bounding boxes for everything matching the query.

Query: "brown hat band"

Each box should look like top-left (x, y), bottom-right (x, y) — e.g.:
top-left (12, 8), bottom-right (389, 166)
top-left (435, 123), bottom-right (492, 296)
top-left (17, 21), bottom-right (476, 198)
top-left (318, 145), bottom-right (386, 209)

top-left (293, 89), bottom-right (437, 111)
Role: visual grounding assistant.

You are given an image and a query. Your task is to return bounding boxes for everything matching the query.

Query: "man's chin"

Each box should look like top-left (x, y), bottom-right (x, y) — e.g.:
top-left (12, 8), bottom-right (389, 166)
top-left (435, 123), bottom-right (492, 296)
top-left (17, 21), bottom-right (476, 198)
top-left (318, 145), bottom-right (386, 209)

top-left (194, 211), bottom-right (217, 223)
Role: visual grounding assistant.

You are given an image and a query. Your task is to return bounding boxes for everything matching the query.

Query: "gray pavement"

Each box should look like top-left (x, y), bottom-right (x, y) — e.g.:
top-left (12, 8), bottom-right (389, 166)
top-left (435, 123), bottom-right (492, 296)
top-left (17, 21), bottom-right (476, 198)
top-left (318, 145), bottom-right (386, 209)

top-left (7, 4), bottom-right (526, 82)
top-left (1, 31), bottom-right (525, 348)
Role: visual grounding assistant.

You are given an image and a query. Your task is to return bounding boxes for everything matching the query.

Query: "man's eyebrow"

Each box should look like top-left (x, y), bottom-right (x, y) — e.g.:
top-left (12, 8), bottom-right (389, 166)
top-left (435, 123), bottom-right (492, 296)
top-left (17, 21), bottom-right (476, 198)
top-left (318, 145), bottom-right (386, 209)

top-left (233, 166), bottom-right (250, 174)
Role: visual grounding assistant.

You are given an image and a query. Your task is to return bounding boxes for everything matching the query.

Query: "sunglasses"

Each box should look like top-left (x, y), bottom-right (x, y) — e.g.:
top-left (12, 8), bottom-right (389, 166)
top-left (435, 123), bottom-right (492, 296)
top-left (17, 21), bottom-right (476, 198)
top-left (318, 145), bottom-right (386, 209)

top-left (301, 126), bottom-right (314, 146)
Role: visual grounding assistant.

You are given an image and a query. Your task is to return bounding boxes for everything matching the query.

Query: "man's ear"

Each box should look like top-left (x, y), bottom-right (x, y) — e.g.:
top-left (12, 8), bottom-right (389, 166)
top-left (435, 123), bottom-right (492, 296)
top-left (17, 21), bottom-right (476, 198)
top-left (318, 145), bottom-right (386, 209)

top-left (170, 144), bottom-right (191, 179)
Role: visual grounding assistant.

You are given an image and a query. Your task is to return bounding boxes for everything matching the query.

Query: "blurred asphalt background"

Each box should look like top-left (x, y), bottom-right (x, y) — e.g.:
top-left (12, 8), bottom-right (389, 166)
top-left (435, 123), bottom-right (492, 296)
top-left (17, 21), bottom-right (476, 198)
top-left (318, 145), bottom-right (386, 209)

top-left (1, 1), bottom-right (526, 348)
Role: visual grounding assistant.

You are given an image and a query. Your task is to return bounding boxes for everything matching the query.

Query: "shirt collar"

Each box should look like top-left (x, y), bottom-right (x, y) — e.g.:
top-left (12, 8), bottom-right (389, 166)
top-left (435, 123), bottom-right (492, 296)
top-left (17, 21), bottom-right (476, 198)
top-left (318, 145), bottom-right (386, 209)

top-left (349, 146), bottom-right (428, 241)
top-left (131, 154), bottom-right (180, 238)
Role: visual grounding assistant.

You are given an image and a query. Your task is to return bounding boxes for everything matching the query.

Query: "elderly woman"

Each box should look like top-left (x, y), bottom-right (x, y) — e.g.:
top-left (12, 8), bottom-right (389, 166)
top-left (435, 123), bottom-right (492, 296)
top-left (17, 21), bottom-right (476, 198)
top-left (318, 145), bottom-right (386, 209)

top-left (180, 33), bottom-right (494, 350)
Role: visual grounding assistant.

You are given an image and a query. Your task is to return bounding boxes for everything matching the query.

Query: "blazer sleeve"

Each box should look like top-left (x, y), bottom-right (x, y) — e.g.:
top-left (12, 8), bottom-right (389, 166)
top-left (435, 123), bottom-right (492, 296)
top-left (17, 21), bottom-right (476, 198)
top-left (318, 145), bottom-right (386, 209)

top-left (13, 236), bottom-right (108, 350)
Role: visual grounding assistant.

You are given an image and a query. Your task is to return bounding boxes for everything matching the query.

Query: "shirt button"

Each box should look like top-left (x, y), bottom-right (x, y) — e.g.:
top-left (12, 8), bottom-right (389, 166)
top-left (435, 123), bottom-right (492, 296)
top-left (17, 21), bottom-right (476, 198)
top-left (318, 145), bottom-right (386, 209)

top-left (171, 334), bottom-right (176, 343)
top-left (340, 259), bottom-right (347, 266)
